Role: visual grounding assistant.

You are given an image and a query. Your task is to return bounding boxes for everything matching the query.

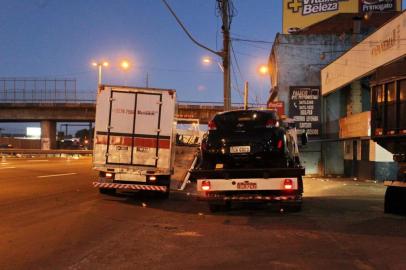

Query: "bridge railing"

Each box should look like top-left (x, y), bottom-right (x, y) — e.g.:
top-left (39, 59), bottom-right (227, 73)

top-left (0, 78), bottom-right (96, 103)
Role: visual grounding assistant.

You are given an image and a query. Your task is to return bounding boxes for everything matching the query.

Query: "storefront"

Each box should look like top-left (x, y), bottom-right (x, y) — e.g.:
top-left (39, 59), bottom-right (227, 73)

top-left (321, 11), bottom-right (406, 180)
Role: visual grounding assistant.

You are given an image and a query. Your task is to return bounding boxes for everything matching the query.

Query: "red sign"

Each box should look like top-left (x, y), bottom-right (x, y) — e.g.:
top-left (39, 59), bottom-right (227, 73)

top-left (267, 101), bottom-right (285, 116)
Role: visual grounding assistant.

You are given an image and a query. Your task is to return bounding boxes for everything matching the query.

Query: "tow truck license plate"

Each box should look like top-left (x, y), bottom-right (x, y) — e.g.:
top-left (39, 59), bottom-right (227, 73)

top-left (237, 181), bottom-right (257, 190)
top-left (230, 146), bottom-right (250, 153)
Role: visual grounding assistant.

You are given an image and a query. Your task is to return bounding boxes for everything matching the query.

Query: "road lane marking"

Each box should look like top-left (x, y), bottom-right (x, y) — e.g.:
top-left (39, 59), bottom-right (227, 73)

top-left (0, 166), bottom-right (16, 169)
top-left (28, 160), bottom-right (49, 162)
top-left (37, 173), bottom-right (77, 178)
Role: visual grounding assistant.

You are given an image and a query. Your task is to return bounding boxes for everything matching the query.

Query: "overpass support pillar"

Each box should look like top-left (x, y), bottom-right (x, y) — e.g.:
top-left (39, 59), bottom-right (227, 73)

top-left (41, 120), bottom-right (56, 150)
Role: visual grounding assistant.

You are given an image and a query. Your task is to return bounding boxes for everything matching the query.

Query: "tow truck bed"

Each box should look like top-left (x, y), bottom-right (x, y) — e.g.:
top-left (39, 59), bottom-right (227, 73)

top-left (191, 167), bottom-right (305, 212)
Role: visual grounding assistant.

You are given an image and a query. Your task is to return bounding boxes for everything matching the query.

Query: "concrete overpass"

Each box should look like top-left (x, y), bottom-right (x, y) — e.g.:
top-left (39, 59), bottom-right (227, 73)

top-left (0, 102), bottom-right (258, 149)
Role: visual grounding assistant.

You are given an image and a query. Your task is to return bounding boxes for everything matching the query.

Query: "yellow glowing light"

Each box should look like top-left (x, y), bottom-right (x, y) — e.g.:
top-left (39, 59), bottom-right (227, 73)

top-left (121, 60), bottom-right (130, 70)
top-left (102, 62), bottom-right (109, 67)
top-left (202, 57), bottom-right (212, 64)
top-left (258, 65), bottom-right (269, 75)
top-left (92, 62), bottom-right (97, 66)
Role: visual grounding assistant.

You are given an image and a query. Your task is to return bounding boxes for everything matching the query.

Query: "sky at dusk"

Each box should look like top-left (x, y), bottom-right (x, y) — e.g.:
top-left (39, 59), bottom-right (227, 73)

top-left (0, 0), bottom-right (405, 134)
top-left (0, 0), bottom-right (283, 105)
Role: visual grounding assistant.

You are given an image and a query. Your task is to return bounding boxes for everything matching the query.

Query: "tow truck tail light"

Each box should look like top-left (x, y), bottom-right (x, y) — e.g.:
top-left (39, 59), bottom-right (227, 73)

top-left (201, 180), bottom-right (211, 191)
top-left (208, 120), bottom-right (217, 131)
top-left (284, 179), bottom-right (293, 190)
top-left (105, 172), bottom-right (113, 179)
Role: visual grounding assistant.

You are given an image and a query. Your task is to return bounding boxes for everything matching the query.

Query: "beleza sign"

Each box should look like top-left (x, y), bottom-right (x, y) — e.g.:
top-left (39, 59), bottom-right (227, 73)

top-left (300, 0), bottom-right (347, 15)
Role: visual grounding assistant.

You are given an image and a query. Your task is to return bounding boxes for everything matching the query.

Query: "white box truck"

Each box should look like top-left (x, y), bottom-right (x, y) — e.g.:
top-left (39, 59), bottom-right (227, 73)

top-left (92, 85), bottom-right (176, 198)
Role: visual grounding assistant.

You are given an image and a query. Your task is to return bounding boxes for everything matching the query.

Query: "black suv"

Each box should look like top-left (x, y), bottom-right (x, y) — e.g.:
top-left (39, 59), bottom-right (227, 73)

top-left (198, 109), bottom-right (291, 169)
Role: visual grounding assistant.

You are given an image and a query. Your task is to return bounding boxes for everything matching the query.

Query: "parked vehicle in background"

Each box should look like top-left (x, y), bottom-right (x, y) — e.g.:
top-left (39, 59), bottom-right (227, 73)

top-left (92, 85), bottom-right (177, 198)
top-left (175, 118), bottom-right (203, 147)
top-left (192, 109), bottom-right (305, 212)
top-left (371, 77), bottom-right (406, 215)
top-left (0, 143), bottom-right (13, 149)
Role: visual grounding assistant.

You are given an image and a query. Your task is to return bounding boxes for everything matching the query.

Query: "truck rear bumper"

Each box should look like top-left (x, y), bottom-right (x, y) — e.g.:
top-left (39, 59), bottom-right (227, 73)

top-left (93, 181), bottom-right (167, 192)
top-left (199, 193), bottom-right (302, 202)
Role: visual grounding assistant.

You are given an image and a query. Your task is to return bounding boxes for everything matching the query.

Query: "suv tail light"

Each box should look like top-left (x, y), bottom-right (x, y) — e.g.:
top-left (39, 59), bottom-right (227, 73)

top-left (208, 120), bottom-right (217, 131)
top-left (284, 179), bottom-right (293, 189)
top-left (266, 119), bottom-right (279, 128)
top-left (201, 180), bottom-right (211, 191)
top-left (277, 139), bottom-right (283, 149)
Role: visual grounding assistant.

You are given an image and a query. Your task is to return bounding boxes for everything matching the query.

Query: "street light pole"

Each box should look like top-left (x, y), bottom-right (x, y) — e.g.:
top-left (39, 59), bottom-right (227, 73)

top-left (97, 64), bottom-right (102, 86)
top-left (92, 61), bottom-right (109, 92)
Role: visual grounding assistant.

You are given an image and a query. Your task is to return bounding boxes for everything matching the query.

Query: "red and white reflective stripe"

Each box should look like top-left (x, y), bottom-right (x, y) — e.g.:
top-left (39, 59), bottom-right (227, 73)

top-left (93, 182), bottom-right (167, 192)
top-left (207, 194), bottom-right (297, 201)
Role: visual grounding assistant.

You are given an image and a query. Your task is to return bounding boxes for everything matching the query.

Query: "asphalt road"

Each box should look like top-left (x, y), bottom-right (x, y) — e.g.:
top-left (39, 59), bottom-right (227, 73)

top-left (0, 157), bottom-right (405, 270)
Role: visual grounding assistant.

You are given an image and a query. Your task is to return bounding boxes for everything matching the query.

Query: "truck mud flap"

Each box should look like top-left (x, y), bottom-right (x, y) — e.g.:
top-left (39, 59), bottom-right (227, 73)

top-left (93, 182), bottom-right (167, 192)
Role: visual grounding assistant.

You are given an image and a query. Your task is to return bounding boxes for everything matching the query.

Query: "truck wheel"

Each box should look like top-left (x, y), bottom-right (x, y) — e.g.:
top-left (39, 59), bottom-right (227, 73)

top-left (156, 187), bottom-right (170, 199)
top-left (384, 186), bottom-right (406, 215)
top-left (99, 188), bottom-right (116, 195)
top-left (282, 202), bottom-right (302, 212)
top-left (208, 203), bottom-right (221, 213)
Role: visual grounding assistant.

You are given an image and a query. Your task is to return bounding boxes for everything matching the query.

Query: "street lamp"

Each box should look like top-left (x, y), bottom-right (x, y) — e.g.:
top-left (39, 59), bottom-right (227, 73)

top-left (120, 60), bottom-right (130, 70)
top-left (92, 61), bottom-right (109, 90)
top-left (258, 64), bottom-right (269, 75)
top-left (202, 56), bottom-right (224, 72)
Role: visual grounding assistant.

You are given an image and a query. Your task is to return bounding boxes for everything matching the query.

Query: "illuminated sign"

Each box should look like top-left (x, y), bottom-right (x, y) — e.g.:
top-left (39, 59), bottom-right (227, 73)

top-left (289, 86), bottom-right (321, 136)
top-left (360, 0), bottom-right (396, 12)
top-left (283, 0), bottom-right (402, 34)
top-left (26, 127), bottom-right (41, 138)
top-left (267, 101), bottom-right (285, 116)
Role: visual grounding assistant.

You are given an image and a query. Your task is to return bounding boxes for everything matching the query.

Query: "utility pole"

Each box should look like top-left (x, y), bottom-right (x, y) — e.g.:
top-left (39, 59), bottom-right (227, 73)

top-left (219, 0), bottom-right (231, 111)
top-left (244, 81), bottom-right (249, 110)
top-left (162, 0), bottom-right (234, 111)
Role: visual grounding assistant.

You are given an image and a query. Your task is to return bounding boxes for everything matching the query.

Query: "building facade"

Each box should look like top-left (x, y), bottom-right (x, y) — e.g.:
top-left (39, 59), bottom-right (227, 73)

top-left (269, 11), bottom-right (400, 178)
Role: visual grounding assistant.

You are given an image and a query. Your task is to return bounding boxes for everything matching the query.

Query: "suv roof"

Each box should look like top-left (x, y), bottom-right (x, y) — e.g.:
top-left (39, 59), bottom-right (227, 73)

top-left (212, 109), bottom-right (279, 131)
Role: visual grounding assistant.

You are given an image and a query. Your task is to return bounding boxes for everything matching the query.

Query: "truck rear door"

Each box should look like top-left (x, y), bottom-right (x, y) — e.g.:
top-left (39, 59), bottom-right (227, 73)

top-left (106, 90), bottom-right (162, 167)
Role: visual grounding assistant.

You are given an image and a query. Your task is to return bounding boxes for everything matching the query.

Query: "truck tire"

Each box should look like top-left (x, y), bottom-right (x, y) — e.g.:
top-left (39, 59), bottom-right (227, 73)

top-left (156, 186), bottom-right (170, 199)
top-left (208, 203), bottom-right (222, 213)
top-left (385, 186), bottom-right (406, 215)
top-left (282, 202), bottom-right (302, 212)
top-left (99, 188), bottom-right (116, 195)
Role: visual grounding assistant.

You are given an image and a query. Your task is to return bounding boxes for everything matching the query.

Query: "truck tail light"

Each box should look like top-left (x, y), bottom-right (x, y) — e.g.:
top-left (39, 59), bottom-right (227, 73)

top-left (148, 176), bottom-right (157, 182)
top-left (284, 179), bottom-right (293, 190)
top-left (201, 180), bottom-right (211, 191)
top-left (266, 119), bottom-right (279, 128)
top-left (208, 120), bottom-right (217, 131)
top-left (105, 172), bottom-right (113, 179)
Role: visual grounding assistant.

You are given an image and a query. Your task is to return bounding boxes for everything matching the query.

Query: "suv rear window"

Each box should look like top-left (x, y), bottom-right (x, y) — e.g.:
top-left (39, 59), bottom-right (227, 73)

top-left (213, 110), bottom-right (278, 131)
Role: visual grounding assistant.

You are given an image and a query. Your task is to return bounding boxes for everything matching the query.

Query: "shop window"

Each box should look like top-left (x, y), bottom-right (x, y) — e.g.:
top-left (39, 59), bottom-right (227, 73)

top-left (386, 82), bottom-right (396, 132)
top-left (361, 140), bottom-right (369, 161)
top-left (345, 140), bottom-right (351, 155)
top-left (400, 80), bottom-right (406, 131)
top-left (375, 85), bottom-right (384, 131)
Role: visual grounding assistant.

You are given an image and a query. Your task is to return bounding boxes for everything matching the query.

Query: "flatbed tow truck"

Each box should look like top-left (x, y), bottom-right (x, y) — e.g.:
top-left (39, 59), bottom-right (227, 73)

top-left (190, 114), bottom-right (306, 212)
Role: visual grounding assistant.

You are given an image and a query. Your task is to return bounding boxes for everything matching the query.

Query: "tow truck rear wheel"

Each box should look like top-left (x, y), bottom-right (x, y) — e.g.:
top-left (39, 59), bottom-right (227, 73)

top-left (208, 203), bottom-right (222, 212)
top-left (208, 201), bottom-right (231, 212)
top-left (99, 188), bottom-right (116, 195)
top-left (281, 202), bottom-right (302, 212)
